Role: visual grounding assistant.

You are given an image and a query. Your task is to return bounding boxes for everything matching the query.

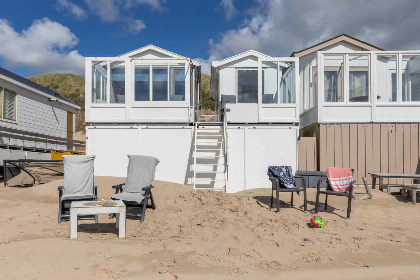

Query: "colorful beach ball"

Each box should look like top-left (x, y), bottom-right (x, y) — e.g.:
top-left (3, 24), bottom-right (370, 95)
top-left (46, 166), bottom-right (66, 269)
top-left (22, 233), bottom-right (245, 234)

top-left (310, 216), bottom-right (324, 228)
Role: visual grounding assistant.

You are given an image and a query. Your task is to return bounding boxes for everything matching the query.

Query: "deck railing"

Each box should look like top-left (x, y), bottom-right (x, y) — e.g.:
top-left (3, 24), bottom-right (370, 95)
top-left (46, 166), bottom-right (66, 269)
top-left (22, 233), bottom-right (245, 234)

top-left (0, 127), bottom-right (85, 153)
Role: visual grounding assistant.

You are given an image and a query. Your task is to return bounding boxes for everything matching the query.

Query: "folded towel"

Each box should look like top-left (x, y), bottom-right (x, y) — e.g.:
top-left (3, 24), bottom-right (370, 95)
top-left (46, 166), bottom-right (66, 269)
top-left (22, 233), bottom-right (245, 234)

top-left (327, 167), bottom-right (353, 192)
top-left (268, 166), bottom-right (296, 189)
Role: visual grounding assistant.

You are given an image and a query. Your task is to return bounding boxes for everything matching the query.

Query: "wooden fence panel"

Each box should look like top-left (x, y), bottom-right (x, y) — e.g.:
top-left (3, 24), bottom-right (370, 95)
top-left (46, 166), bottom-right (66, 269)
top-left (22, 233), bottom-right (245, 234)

top-left (326, 125), bottom-right (335, 168)
top-left (403, 124), bottom-right (411, 184)
top-left (411, 124), bottom-right (419, 179)
top-left (298, 137), bottom-right (317, 171)
top-left (334, 124), bottom-right (343, 168)
top-left (372, 124), bottom-right (381, 174)
top-left (350, 124), bottom-right (358, 182)
top-left (365, 124), bottom-right (373, 184)
top-left (388, 124), bottom-right (396, 184)
top-left (357, 124), bottom-right (366, 183)
top-left (381, 124), bottom-right (389, 184)
top-left (395, 124), bottom-right (404, 184)
top-left (342, 124), bottom-right (350, 168)
top-left (320, 124), bottom-right (327, 171)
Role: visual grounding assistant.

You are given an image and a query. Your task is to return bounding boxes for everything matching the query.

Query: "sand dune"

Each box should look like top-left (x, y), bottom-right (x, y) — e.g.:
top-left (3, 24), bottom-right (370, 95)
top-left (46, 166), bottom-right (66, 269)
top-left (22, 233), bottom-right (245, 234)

top-left (0, 177), bottom-right (419, 279)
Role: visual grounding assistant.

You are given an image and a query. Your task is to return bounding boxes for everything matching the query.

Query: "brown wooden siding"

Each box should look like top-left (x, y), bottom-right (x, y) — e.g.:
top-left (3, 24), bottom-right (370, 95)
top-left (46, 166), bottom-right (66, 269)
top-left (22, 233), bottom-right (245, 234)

top-left (301, 123), bottom-right (420, 185)
top-left (298, 137), bottom-right (317, 171)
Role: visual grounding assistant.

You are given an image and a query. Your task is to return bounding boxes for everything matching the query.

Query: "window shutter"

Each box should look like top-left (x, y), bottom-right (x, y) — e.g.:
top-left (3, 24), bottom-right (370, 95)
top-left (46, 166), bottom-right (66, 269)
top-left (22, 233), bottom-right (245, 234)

top-left (3, 89), bottom-right (16, 120)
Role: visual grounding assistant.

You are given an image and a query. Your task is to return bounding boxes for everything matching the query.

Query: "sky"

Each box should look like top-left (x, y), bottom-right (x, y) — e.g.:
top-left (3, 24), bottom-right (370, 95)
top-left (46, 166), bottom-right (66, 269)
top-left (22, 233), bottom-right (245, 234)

top-left (1, 0), bottom-right (420, 77)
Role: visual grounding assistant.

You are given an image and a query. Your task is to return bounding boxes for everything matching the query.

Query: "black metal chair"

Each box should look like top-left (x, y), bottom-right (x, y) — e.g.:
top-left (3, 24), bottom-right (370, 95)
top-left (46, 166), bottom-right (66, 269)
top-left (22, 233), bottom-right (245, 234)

top-left (315, 169), bottom-right (355, 219)
top-left (268, 167), bottom-right (307, 214)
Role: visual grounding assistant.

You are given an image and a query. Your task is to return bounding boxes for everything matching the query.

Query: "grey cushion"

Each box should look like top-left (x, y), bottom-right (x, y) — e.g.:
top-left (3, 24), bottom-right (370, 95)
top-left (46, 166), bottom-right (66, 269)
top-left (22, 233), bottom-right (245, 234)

top-left (123, 155), bottom-right (159, 193)
top-left (62, 155), bottom-right (95, 198)
top-left (112, 192), bottom-right (145, 204)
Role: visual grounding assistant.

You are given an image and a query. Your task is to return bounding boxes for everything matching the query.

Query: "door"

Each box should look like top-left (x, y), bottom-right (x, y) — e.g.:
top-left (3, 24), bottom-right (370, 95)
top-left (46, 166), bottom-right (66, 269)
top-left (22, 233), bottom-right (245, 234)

top-left (67, 112), bottom-right (74, 151)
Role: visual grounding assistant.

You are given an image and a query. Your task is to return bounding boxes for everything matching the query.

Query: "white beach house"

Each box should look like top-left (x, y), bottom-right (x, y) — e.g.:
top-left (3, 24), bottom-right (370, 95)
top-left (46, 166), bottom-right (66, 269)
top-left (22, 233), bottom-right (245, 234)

top-left (85, 45), bottom-right (201, 185)
top-left (296, 34), bottom-right (420, 184)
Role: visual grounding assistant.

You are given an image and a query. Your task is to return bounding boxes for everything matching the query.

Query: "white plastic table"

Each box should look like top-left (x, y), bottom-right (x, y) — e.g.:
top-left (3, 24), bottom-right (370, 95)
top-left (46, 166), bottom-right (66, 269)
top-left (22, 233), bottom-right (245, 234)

top-left (70, 200), bottom-right (126, 239)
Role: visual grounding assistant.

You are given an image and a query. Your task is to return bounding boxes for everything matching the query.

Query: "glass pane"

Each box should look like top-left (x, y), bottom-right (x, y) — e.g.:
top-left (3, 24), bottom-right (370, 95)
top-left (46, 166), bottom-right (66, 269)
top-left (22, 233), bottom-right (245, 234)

top-left (92, 62), bottom-right (107, 104)
top-left (279, 62), bottom-right (295, 103)
top-left (302, 57), bottom-right (317, 110)
top-left (349, 55), bottom-right (369, 102)
top-left (3, 89), bottom-right (16, 120)
top-left (324, 55), bottom-right (344, 102)
top-left (169, 66), bottom-right (185, 101)
top-left (262, 62), bottom-right (278, 104)
top-left (110, 63), bottom-right (125, 104)
top-left (238, 70), bottom-right (258, 103)
top-left (135, 66), bottom-right (150, 101)
top-left (153, 66), bottom-right (168, 101)
top-left (376, 55), bottom-right (397, 102)
top-left (402, 55), bottom-right (420, 102)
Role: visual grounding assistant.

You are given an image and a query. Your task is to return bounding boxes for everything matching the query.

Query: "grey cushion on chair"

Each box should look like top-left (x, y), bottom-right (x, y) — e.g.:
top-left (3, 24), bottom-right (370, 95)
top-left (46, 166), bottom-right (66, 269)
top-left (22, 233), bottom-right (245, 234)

top-left (112, 155), bottom-right (159, 203)
top-left (62, 155), bottom-right (95, 199)
top-left (123, 155), bottom-right (160, 193)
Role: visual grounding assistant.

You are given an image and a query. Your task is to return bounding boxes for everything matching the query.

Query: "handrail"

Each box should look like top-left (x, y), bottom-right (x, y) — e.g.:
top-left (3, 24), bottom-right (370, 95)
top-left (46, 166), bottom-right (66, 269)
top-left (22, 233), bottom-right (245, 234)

top-left (0, 126), bottom-right (85, 151)
top-left (193, 122), bottom-right (197, 189)
top-left (222, 105), bottom-right (228, 190)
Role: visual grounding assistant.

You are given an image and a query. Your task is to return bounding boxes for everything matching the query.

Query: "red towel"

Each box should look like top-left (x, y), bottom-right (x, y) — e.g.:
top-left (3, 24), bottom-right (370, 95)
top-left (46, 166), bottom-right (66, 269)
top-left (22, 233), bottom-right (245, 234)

top-left (326, 167), bottom-right (353, 192)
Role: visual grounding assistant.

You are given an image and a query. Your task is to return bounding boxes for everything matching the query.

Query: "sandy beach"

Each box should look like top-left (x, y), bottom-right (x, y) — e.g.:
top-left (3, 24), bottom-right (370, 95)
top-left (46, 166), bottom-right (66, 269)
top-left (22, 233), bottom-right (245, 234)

top-left (0, 177), bottom-right (419, 280)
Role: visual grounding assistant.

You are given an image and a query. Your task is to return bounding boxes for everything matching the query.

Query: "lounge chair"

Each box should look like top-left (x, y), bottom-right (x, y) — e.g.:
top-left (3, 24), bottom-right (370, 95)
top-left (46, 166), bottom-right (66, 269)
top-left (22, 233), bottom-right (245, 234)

top-left (58, 155), bottom-right (97, 223)
top-left (111, 155), bottom-right (159, 222)
top-left (267, 166), bottom-right (307, 214)
top-left (315, 168), bottom-right (355, 219)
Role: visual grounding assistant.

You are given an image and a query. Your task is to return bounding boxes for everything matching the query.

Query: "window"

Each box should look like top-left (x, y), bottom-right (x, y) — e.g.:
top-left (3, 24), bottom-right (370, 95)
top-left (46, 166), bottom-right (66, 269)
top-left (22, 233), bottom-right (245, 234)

top-left (152, 66), bottom-right (168, 101)
top-left (302, 57), bottom-right (317, 110)
top-left (92, 62), bottom-right (108, 103)
top-left (279, 62), bottom-right (295, 104)
top-left (238, 70), bottom-right (259, 103)
top-left (110, 63), bottom-right (125, 104)
top-left (3, 88), bottom-right (16, 121)
top-left (324, 55), bottom-right (344, 102)
top-left (135, 66), bottom-right (150, 101)
top-left (402, 55), bottom-right (420, 102)
top-left (262, 63), bottom-right (277, 104)
top-left (349, 55), bottom-right (369, 102)
top-left (376, 55), bottom-right (397, 102)
top-left (169, 66), bottom-right (185, 101)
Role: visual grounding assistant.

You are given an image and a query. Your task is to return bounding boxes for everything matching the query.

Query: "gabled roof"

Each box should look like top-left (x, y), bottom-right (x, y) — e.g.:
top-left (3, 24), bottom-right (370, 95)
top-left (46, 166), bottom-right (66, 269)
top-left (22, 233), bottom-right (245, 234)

top-left (118, 44), bottom-right (201, 66)
top-left (0, 67), bottom-right (79, 109)
top-left (212, 50), bottom-right (272, 68)
top-left (290, 34), bottom-right (384, 58)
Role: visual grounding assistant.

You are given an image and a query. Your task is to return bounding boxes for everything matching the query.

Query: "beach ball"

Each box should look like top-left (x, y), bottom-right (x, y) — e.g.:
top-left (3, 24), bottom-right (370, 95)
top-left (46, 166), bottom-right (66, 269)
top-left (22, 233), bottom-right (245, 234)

top-left (310, 216), bottom-right (324, 228)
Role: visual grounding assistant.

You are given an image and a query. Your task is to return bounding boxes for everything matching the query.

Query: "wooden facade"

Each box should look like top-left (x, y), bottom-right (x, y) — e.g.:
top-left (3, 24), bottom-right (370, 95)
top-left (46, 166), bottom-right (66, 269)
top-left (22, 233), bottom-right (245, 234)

top-left (300, 123), bottom-right (420, 185)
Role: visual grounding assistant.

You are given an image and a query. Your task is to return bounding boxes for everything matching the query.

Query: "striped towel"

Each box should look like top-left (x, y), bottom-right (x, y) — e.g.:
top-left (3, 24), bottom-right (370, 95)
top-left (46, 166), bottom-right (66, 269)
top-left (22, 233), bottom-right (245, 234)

top-left (326, 167), bottom-right (353, 192)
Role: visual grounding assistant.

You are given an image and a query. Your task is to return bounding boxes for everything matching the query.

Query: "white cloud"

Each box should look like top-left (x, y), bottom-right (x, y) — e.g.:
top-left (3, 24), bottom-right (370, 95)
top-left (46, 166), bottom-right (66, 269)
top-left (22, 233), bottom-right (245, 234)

top-left (127, 0), bottom-right (167, 12)
top-left (80, 0), bottom-right (166, 34)
top-left (84, 0), bottom-right (120, 22)
top-left (0, 18), bottom-right (84, 74)
top-left (220, 0), bottom-right (237, 21)
top-left (193, 58), bottom-right (211, 75)
top-left (125, 18), bottom-right (146, 34)
top-left (56, 0), bottom-right (87, 20)
top-left (209, 0), bottom-right (420, 61)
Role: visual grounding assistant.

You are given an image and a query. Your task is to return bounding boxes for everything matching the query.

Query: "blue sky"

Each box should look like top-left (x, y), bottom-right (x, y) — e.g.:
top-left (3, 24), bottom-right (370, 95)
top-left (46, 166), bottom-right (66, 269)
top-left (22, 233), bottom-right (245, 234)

top-left (1, 0), bottom-right (420, 77)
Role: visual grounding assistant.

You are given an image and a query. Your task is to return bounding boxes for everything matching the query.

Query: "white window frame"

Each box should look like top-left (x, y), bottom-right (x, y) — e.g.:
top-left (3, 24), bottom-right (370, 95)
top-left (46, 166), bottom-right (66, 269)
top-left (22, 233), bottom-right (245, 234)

top-left (0, 87), bottom-right (17, 121)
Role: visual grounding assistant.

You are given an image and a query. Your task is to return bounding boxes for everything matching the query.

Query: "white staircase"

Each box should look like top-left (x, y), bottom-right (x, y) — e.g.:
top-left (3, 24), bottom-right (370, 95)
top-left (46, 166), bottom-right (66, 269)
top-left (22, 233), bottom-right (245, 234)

top-left (193, 122), bottom-right (227, 191)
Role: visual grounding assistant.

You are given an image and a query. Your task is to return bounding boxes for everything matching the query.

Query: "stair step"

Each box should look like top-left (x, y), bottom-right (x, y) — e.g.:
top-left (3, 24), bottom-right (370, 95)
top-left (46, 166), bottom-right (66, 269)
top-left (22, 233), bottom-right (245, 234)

top-left (195, 171), bottom-right (225, 174)
top-left (195, 163), bottom-right (225, 166)
top-left (196, 148), bottom-right (222, 151)
top-left (195, 155), bottom-right (224, 158)
top-left (196, 141), bottom-right (223, 144)
top-left (195, 178), bottom-right (225, 182)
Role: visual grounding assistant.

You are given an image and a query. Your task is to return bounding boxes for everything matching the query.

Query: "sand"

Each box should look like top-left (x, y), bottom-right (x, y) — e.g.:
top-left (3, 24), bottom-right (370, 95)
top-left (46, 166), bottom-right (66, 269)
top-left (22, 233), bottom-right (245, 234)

top-left (0, 177), bottom-right (419, 279)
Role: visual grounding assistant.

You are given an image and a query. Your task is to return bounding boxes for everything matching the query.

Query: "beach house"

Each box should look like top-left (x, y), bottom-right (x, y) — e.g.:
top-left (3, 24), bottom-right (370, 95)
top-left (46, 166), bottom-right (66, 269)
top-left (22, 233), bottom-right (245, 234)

top-left (296, 34), bottom-right (420, 184)
top-left (85, 45), bottom-right (201, 185)
top-left (0, 67), bottom-right (80, 162)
